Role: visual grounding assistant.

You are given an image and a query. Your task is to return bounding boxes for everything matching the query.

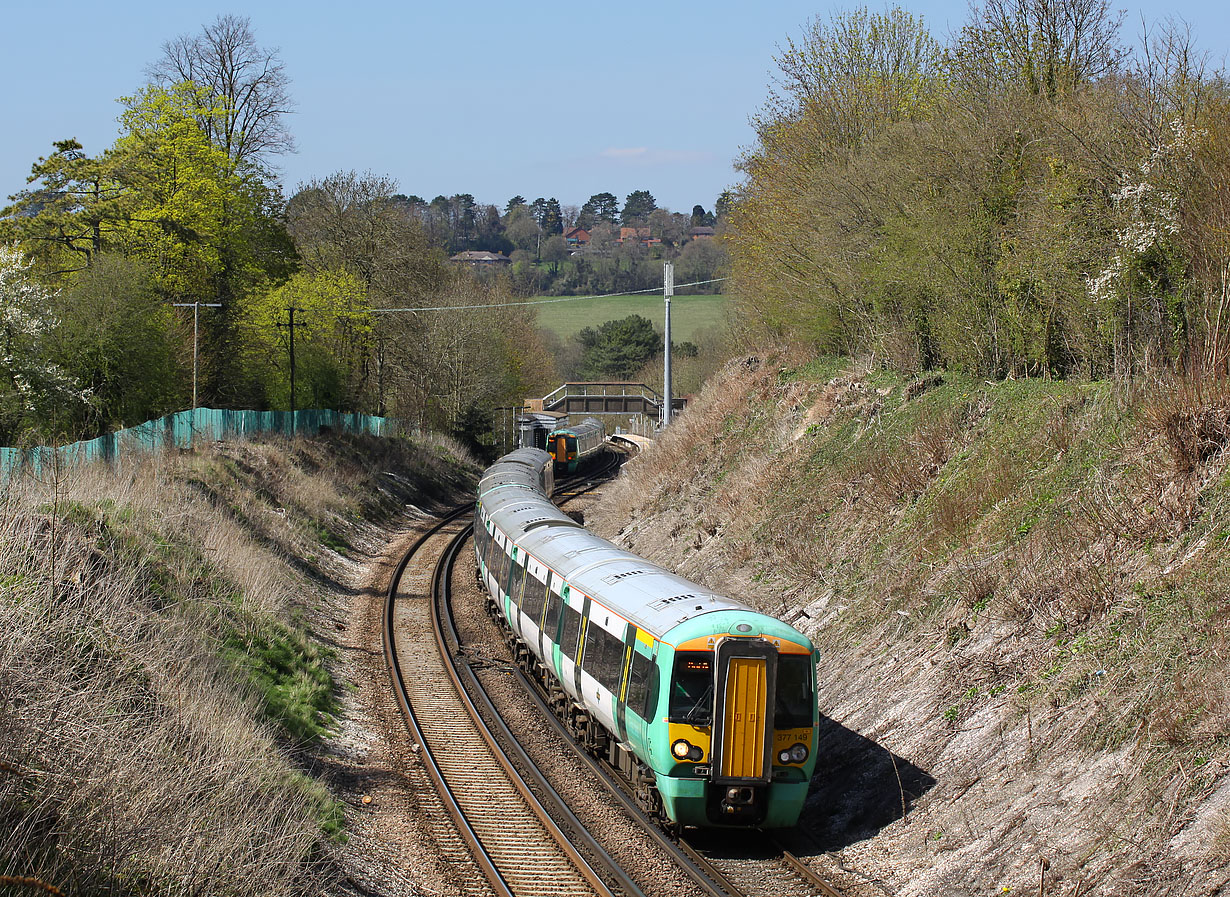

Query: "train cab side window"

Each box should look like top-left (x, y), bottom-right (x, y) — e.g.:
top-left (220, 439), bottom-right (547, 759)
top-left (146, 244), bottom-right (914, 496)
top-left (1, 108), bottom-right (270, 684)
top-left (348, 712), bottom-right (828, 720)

top-left (523, 569), bottom-right (547, 621)
top-left (669, 652), bottom-right (714, 724)
top-left (626, 650), bottom-right (655, 719)
top-left (560, 604), bottom-right (581, 659)
top-left (542, 591), bottom-right (563, 640)
top-left (774, 654), bottom-right (816, 729)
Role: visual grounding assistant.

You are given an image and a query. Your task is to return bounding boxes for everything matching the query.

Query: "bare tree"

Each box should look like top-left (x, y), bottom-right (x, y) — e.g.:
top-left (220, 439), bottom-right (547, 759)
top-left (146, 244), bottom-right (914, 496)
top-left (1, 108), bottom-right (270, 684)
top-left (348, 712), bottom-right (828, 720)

top-left (956, 0), bottom-right (1126, 101)
top-left (148, 14), bottom-right (294, 169)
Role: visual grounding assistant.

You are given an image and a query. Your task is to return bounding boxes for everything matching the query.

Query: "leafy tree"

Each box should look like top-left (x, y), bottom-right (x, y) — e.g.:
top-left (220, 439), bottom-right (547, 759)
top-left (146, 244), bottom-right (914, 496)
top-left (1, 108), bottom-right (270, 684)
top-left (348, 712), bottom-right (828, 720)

top-left (621, 190), bottom-right (657, 224)
top-left (147, 14), bottom-right (294, 168)
top-left (714, 190), bottom-right (736, 220)
top-left (1, 140), bottom-right (128, 276)
top-left (50, 253), bottom-right (185, 431)
top-left (576, 314), bottom-right (661, 380)
top-left (541, 198), bottom-right (563, 235)
top-left (527, 197), bottom-right (563, 235)
top-left (240, 269), bottom-right (371, 410)
top-left (112, 82), bottom-right (254, 298)
top-left (676, 236), bottom-right (728, 287)
top-left (287, 171), bottom-right (442, 303)
top-left (578, 193), bottom-right (620, 229)
top-left (648, 208), bottom-right (690, 246)
top-left (504, 212), bottom-right (541, 253)
top-left (505, 195), bottom-right (527, 212)
top-left (0, 247), bottom-right (90, 442)
top-left (542, 235), bottom-right (569, 274)
top-left (754, 5), bottom-right (942, 173)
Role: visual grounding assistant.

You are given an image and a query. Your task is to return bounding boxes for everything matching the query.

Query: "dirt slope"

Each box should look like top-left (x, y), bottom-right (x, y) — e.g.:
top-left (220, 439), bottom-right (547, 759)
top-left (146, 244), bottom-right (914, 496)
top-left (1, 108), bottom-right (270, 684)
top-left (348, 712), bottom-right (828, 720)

top-left (588, 354), bottom-right (1230, 896)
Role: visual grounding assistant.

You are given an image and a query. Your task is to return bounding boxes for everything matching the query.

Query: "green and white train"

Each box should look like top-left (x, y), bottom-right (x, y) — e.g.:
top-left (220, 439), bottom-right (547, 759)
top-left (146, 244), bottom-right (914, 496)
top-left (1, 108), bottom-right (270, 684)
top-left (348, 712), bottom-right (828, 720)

top-left (473, 448), bottom-right (818, 828)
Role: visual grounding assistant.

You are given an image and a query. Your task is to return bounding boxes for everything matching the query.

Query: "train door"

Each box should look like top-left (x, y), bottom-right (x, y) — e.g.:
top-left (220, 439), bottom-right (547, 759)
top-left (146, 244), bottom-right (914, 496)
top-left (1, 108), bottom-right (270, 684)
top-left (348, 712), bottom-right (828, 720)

top-left (621, 632), bottom-right (657, 756)
top-left (711, 638), bottom-right (776, 782)
top-left (708, 637), bottom-right (777, 823)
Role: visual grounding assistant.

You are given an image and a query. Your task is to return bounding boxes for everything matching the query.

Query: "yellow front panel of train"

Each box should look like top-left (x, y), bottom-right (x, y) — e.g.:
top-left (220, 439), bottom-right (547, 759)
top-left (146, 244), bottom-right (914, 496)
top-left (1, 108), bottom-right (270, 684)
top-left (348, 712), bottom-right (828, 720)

top-left (720, 656), bottom-right (767, 779)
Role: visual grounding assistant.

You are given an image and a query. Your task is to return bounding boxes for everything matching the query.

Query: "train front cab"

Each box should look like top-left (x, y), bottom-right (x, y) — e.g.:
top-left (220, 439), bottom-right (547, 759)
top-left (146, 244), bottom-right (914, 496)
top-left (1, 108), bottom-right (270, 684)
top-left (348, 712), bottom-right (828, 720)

top-left (656, 632), bottom-right (817, 829)
top-left (548, 431), bottom-right (578, 472)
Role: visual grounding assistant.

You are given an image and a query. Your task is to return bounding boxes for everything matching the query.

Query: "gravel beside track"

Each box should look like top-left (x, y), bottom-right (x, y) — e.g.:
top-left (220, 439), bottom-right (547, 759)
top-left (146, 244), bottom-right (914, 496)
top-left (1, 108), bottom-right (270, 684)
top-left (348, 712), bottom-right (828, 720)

top-left (390, 516), bottom-right (607, 897)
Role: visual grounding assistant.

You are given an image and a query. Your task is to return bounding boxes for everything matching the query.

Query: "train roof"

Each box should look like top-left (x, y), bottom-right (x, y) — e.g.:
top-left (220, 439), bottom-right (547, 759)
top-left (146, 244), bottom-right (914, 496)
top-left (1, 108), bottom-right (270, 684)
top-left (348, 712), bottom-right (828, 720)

top-left (478, 449), bottom-right (792, 644)
top-left (546, 417), bottom-right (605, 438)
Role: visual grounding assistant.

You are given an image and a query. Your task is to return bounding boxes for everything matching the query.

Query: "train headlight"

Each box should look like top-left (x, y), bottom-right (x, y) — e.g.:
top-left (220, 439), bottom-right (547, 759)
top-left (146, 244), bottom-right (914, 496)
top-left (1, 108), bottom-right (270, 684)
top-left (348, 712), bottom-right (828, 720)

top-left (672, 739), bottom-right (693, 759)
top-left (788, 743), bottom-right (809, 764)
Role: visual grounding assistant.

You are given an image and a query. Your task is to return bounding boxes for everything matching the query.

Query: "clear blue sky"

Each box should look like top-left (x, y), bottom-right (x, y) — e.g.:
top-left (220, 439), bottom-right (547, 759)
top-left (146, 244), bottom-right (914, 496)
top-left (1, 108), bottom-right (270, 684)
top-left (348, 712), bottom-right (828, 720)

top-left (3, 0), bottom-right (1227, 216)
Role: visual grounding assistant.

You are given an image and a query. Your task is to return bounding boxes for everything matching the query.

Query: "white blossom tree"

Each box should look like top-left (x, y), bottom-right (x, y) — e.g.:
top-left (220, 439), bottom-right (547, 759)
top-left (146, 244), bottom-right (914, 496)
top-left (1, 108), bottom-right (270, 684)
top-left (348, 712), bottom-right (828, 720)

top-left (0, 247), bottom-right (90, 442)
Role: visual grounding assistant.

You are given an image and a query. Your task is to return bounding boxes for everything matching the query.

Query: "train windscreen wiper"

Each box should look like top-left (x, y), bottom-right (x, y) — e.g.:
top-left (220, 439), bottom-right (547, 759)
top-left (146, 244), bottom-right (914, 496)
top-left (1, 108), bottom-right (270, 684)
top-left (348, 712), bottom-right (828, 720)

top-left (683, 684), bottom-right (713, 723)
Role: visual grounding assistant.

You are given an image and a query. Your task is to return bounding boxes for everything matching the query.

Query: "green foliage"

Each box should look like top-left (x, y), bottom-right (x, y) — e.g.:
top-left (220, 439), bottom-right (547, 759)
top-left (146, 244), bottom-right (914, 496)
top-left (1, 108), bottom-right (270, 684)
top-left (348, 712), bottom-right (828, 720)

top-left (621, 189), bottom-right (657, 224)
top-left (50, 253), bottom-right (187, 431)
top-left (576, 314), bottom-right (661, 380)
top-left (730, 3), bottom-right (1229, 379)
top-left (578, 192), bottom-right (620, 229)
top-left (240, 269), bottom-right (371, 410)
top-left (222, 616), bottom-right (336, 744)
top-left (0, 247), bottom-right (91, 443)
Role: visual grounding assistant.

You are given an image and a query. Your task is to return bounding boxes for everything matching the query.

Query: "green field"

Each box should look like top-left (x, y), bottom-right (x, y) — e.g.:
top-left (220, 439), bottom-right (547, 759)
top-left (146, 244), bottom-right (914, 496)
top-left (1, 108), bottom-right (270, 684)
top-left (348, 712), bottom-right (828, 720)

top-left (531, 293), bottom-right (729, 345)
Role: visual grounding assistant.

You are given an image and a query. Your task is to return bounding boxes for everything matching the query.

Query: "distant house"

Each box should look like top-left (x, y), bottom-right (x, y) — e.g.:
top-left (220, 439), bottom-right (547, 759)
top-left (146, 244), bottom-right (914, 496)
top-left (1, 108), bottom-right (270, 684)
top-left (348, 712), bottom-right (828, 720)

top-left (564, 227), bottom-right (591, 247)
top-left (618, 226), bottom-right (661, 247)
top-left (688, 226), bottom-right (716, 240)
top-left (450, 250), bottom-right (511, 266)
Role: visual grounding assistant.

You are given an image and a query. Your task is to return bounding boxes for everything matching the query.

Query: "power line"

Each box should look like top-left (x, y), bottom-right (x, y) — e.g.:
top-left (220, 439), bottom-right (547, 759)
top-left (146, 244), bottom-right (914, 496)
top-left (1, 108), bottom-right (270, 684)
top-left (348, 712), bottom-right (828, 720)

top-left (370, 277), bottom-right (728, 314)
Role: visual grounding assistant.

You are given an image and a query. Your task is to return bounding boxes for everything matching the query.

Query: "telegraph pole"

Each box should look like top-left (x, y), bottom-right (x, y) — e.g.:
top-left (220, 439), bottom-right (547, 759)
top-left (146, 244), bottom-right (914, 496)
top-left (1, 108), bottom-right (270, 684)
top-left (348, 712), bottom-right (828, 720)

top-left (662, 261), bottom-right (674, 428)
top-left (173, 301), bottom-right (222, 409)
top-left (276, 307), bottom-right (305, 433)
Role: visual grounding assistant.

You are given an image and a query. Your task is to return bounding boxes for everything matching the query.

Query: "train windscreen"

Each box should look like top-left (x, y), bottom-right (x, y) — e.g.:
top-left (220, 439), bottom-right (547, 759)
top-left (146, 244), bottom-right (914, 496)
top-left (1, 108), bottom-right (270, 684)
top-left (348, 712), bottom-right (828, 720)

top-left (669, 652), bottom-right (713, 724)
top-left (774, 654), bottom-right (815, 729)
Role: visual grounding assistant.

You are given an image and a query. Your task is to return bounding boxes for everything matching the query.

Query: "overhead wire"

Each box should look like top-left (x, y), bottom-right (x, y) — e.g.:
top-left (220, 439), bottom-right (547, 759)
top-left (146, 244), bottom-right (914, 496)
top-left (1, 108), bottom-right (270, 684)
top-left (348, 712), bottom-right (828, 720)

top-left (371, 277), bottom-right (728, 313)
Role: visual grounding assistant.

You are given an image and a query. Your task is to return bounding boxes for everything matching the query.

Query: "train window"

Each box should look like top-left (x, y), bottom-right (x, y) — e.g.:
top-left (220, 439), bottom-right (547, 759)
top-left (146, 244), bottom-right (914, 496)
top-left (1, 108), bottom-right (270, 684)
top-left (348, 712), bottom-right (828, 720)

top-left (523, 570), bottom-right (547, 621)
top-left (475, 523), bottom-right (489, 566)
top-left (775, 654), bottom-right (815, 729)
top-left (542, 591), bottom-right (562, 640)
top-left (582, 624), bottom-right (623, 693)
top-left (510, 556), bottom-right (527, 606)
top-left (560, 604), bottom-right (581, 659)
top-left (626, 650), bottom-right (654, 719)
top-left (495, 542), bottom-right (509, 593)
top-left (669, 652), bottom-right (714, 724)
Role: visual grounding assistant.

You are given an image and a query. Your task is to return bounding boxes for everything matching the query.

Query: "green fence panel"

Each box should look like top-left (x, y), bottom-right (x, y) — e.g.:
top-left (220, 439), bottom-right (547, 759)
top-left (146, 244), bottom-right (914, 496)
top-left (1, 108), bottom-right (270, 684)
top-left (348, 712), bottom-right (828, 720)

top-left (1, 408), bottom-right (399, 478)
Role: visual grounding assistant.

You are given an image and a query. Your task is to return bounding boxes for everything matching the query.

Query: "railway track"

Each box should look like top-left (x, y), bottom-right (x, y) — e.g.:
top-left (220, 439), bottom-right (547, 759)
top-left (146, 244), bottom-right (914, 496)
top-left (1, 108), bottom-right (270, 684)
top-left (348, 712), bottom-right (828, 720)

top-left (385, 448), bottom-right (845, 897)
top-left (382, 456), bottom-right (635, 897)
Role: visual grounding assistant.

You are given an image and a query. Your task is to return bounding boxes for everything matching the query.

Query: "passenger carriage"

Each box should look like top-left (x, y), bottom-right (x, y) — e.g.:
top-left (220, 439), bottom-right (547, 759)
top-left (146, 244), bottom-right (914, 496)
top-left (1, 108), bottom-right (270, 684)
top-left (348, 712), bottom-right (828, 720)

top-left (546, 417), bottom-right (606, 473)
top-left (473, 449), bottom-right (818, 828)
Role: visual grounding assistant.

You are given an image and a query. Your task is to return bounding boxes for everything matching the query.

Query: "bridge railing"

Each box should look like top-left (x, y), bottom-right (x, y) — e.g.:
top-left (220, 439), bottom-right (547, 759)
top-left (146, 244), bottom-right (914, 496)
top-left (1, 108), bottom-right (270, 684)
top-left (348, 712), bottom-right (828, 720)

top-left (539, 382), bottom-right (664, 409)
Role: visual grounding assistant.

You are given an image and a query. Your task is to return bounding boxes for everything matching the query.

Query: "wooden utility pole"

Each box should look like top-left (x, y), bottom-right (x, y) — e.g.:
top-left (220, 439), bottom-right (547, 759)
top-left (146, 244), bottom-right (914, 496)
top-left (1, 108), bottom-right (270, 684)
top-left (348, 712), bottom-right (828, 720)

top-left (173, 301), bottom-right (221, 409)
top-left (276, 306), bottom-right (305, 432)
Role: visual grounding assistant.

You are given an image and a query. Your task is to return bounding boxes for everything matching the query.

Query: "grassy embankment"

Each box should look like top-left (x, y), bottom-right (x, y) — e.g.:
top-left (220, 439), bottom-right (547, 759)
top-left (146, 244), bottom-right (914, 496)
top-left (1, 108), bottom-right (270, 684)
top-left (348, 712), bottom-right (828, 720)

top-left (591, 354), bottom-right (1230, 894)
top-left (0, 432), bottom-right (479, 896)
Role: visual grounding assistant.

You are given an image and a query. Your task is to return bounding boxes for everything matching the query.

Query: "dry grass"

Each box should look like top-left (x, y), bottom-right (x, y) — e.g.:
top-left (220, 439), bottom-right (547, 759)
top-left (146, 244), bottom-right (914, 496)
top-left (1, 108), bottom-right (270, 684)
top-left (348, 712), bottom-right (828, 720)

top-left (591, 353), bottom-right (1230, 891)
top-left (0, 431), bottom-right (480, 894)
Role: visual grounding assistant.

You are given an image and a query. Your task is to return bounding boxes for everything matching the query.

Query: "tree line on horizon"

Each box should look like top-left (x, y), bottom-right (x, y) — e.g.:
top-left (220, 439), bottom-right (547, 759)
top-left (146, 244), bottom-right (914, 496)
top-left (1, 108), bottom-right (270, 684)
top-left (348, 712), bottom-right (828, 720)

top-left (386, 189), bottom-right (731, 299)
top-left (729, 0), bottom-right (1230, 380)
